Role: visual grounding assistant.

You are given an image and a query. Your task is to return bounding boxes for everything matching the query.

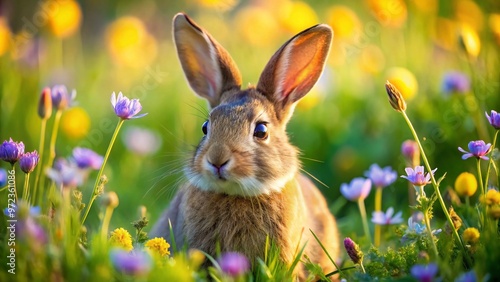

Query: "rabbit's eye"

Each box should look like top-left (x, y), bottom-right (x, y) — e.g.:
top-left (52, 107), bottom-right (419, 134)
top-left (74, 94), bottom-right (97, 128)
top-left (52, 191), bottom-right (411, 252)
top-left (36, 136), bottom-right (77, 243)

top-left (254, 123), bottom-right (268, 139)
top-left (202, 121), bottom-right (209, 135)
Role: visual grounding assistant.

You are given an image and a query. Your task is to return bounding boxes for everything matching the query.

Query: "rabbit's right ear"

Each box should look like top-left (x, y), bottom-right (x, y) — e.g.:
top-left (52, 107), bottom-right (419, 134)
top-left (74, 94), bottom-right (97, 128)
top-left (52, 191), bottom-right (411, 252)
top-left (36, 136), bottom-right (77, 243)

top-left (173, 13), bottom-right (242, 108)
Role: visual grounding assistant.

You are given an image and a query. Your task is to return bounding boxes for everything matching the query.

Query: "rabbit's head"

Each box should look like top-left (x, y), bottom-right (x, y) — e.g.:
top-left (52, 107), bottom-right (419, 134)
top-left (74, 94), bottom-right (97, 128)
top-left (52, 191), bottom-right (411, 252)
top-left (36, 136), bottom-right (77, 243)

top-left (173, 13), bottom-right (332, 196)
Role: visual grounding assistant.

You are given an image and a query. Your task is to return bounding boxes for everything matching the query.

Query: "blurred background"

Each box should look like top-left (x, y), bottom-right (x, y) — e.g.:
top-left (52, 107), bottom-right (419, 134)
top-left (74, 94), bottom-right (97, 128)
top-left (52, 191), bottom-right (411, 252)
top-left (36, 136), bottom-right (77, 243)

top-left (0, 0), bottom-right (499, 235)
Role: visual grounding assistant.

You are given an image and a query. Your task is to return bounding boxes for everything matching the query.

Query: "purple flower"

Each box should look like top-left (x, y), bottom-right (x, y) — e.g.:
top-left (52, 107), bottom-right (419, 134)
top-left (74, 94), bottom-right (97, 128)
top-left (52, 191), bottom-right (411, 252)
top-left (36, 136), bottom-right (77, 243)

top-left (51, 85), bottom-right (76, 110)
top-left (0, 138), bottom-right (25, 165)
top-left (372, 207), bottom-right (403, 225)
top-left (340, 178), bottom-right (372, 201)
top-left (401, 140), bottom-right (419, 163)
top-left (458, 140), bottom-right (491, 160)
top-left (401, 166), bottom-right (436, 186)
top-left (441, 71), bottom-right (470, 95)
top-left (111, 92), bottom-right (147, 120)
top-left (122, 126), bottom-right (162, 156)
top-left (72, 147), bottom-right (103, 170)
top-left (19, 151), bottom-right (39, 174)
top-left (218, 252), bottom-right (250, 277)
top-left (486, 110), bottom-right (500, 130)
top-left (110, 249), bottom-right (152, 276)
top-left (0, 168), bottom-right (6, 187)
top-left (343, 237), bottom-right (363, 265)
top-left (17, 217), bottom-right (47, 245)
top-left (364, 164), bottom-right (397, 188)
top-left (46, 159), bottom-right (85, 188)
top-left (411, 263), bottom-right (439, 282)
top-left (455, 270), bottom-right (477, 282)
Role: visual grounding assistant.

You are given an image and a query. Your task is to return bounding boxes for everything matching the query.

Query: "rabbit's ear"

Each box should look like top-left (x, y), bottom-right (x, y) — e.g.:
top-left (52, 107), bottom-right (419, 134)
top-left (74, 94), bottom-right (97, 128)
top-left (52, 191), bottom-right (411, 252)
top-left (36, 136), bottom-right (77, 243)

top-left (173, 13), bottom-right (242, 108)
top-left (257, 24), bottom-right (332, 120)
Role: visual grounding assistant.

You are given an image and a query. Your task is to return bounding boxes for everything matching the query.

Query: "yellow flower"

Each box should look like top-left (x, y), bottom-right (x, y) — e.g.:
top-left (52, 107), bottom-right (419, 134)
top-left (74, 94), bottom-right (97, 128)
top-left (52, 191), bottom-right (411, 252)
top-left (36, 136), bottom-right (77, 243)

top-left (490, 14), bottom-right (500, 45)
top-left (192, 0), bottom-right (237, 11)
top-left (386, 67), bottom-right (418, 101)
top-left (145, 237), bottom-right (170, 257)
top-left (454, 172), bottom-right (477, 197)
top-left (366, 0), bottom-right (407, 28)
top-left (462, 227), bottom-right (480, 245)
top-left (60, 107), bottom-right (90, 139)
top-left (0, 17), bottom-right (11, 57)
top-left (278, 1), bottom-right (318, 34)
top-left (411, 0), bottom-right (437, 14)
top-left (234, 6), bottom-right (280, 47)
top-left (484, 189), bottom-right (500, 206)
top-left (488, 205), bottom-right (500, 220)
top-left (433, 18), bottom-right (458, 51)
top-left (459, 23), bottom-right (481, 58)
top-left (454, 0), bottom-right (484, 32)
top-left (109, 228), bottom-right (133, 251)
top-left (105, 16), bottom-right (158, 68)
top-left (45, 0), bottom-right (82, 38)
top-left (326, 6), bottom-right (361, 41)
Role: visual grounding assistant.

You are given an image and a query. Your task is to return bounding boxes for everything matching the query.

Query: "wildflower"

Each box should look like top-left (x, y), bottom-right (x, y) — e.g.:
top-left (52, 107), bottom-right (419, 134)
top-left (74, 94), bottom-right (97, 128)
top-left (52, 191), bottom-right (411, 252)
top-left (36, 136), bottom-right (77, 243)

top-left (111, 92), bottom-right (147, 120)
top-left (109, 228), bottom-right (133, 251)
top-left (488, 205), bottom-right (500, 219)
top-left (46, 159), bottom-right (85, 188)
top-left (145, 237), bottom-right (170, 257)
top-left (19, 151), bottom-right (39, 174)
top-left (101, 191), bottom-right (119, 209)
top-left (484, 189), bottom-right (500, 205)
top-left (455, 270), bottom-right (477, 282)
top-left (411, 263), bottom-right (438, 282)
top-left (401, 139), bottom-right (420, 165)
top-left (110, 249), bottom-right (152, 276)
top-left (458, 140), bottom-right (491, 160)
top-left (385, 80), bottom-right (407, 112)
top-left (441, 71), bottom-right (470, 95)
top-left (0, 138), bottom-right (25, 165)
top-left (462, 227), bottom-right (480, 245)
top-left (343, 237), bottom-right (363, 265)
top-left (61, 107), bottom-right (90, 139)
top-left (38, 87), bottom-right (52, 119)
top-left (51, 85), bottom-right (76, 111)
top-left (122, 126), bottom-right (162, 156)
top-left (485, 110), bottom-right (500, 129)
top-left (454, 172), bottom-right (477, 197)
top-left (340, 177), bottom-right (372, 201)
top-left (45, 0), bottom-right (82, 38)
top-left (72, 147), bottom-right (103, 170)
top-left (401, 166), bottom-right (437, 186)
top-left (218, 252), bottom-right (250, 277)
top-left (371, 207), bottom-right (403, 225)
top-left (0, 168), bottom-right (6, 186)
top-left (364, 164), bottom-right (397, 188)
top-left (406, 216), bottom-right (426, 235)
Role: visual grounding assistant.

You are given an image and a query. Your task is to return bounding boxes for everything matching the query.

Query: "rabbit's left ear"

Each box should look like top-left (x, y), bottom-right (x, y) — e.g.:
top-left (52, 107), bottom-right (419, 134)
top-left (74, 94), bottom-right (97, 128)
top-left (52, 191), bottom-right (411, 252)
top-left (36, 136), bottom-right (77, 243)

top-left (257, 24), bottom-right (332, 120)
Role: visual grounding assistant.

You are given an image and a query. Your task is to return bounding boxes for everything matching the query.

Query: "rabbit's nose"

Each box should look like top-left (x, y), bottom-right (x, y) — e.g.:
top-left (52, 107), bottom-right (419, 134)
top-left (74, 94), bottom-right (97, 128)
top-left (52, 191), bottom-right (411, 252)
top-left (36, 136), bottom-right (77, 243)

top-left (207, 159), bottom-right (229, 179)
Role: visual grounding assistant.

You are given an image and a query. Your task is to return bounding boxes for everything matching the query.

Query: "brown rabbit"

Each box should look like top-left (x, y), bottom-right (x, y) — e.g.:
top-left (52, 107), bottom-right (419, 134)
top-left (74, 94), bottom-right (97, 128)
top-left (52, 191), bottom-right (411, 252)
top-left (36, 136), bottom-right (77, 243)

top-left (150, 13), bottom-right (339, 280)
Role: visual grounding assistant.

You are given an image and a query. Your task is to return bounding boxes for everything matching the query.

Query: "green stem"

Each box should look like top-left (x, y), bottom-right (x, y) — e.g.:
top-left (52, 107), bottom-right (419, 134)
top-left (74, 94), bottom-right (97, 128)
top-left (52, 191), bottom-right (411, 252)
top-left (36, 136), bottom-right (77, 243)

top-left (101, 206), bottom-right (114, 240)
top-left (32, 119), bottom-right (47, 205)
top-left (423, 208), bottom-right (439, 258)
top-left (484, 130), bottom-right (499, 193)
top-left (47, 110), bottom-right (62, 166)
top-left (477, 159), bottom-right (484, 199)
top-left (359, 262), bottom-right (366, 274)
top-left (81, 119), bottom-right (124, 225)
top-left (22, 173), bottom-right (30, 202)
top-left (400, 111), bottom-right (470, 264)
top-left (358, 199), bottom-right (372, 245)
top-left (374, 187), bottom-right (382, 247)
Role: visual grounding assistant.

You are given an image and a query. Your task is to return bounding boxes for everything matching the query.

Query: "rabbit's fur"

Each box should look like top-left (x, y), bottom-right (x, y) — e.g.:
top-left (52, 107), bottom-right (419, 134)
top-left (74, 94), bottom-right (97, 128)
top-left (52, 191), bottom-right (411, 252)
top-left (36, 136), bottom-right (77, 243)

top-left (151, 13), bottom-right (339, 279)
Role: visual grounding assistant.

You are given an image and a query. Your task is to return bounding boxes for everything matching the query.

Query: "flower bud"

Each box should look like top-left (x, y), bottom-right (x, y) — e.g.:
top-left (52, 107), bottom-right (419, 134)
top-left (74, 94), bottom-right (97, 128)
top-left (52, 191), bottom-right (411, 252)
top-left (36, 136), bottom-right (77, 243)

top-left (385, 81), bottom-right (407, 112)
top-left (38, 87), bottom-right (53, 120)
top-left (343, 237), bottom-right (363, 265)
top-left (101, 191), bottom-right (119, 209)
